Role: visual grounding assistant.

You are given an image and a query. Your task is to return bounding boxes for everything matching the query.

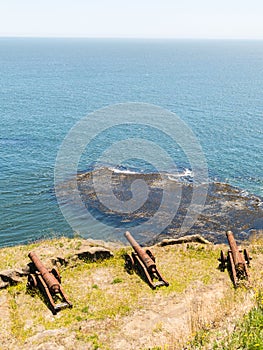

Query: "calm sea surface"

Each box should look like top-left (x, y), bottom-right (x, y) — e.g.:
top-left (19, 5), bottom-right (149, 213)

top-left (0, 38), bottom-right (262, 247)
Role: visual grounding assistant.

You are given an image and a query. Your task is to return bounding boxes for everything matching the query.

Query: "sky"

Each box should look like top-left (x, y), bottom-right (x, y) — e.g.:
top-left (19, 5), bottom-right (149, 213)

top-left (0, 0), bottom-right (263, 39)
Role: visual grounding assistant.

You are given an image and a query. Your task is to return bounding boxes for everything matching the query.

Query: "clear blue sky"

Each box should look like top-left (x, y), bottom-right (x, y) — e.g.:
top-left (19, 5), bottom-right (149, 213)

top-left (0, 0), bottom-right (262, 39)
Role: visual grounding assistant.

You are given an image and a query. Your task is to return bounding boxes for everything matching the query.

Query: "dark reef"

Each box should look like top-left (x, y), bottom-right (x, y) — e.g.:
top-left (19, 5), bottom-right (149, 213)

top-left (73, 167), bottom-right (263, 245)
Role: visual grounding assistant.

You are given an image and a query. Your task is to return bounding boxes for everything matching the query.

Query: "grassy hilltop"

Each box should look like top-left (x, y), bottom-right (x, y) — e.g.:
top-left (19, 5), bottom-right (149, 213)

top-left (0, 234), bottom-right (263, 350)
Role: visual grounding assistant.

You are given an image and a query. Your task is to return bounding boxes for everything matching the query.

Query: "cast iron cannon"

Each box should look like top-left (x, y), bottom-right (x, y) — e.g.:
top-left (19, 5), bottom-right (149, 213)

top-left (27, 252), bottom-right (72, 314)
top-left (124, 231), bottom-right (169, 289)
top-left (219, 230), bottom-right (251, 287)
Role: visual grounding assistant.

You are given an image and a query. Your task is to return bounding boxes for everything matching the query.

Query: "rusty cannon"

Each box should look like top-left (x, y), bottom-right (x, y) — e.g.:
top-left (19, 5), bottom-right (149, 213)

top-left (27, 252), bottom-right (72, 314)
top-left (124, 231), bottom-right (169, 289)
top-left (219, 230), bottom-right (251, 287)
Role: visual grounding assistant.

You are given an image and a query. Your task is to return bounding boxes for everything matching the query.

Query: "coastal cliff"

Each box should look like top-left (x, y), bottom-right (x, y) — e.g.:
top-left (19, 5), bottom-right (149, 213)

top-left (1, 233), bottom-right (263, 349)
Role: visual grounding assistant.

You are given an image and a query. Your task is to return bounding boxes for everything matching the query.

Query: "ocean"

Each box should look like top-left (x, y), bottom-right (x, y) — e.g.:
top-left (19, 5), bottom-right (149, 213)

top-left (0, 38), bottom-right (262, 247)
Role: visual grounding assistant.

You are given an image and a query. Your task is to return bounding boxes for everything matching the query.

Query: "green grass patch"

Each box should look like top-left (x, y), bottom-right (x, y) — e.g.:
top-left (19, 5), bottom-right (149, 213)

top-left (8, 285), bottom-right (34, 342)
top-left (111, 277), bottom-right (123, 284)
top-left (76, 332), bottom-right (104, 350)
top-left (214, 291), bottom-right (263, 349)
top-left (189, 328), bottom-right (211, 349)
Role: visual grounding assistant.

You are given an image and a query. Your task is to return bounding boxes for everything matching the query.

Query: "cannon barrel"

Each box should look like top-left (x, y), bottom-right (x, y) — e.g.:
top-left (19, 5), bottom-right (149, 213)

top-left (124, 231), bottom-right (169, 288)
top-left (124, 231), bottom-right (155, 269)
top-left (28, 252), bottom-right (60, 293)
top-left (226, 231), bottom-right (244, 269)
top-left (219, 230), bottom-right (250, 287)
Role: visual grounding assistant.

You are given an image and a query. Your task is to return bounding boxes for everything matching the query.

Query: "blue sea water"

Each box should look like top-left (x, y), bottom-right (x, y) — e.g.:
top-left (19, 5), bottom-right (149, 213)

top-left (0, 38), bottom-right (262, 247)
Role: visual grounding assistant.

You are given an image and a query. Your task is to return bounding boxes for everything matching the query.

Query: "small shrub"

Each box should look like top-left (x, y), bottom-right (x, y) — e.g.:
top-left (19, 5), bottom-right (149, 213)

top-left (111, 277), bottom-right (123, 284)
top-left (81, 306), bottom-right (89, 313)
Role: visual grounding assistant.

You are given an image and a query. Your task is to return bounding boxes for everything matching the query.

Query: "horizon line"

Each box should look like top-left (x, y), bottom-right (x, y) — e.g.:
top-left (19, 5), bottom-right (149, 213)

top-left (0, 35), bottom-right (263, 41)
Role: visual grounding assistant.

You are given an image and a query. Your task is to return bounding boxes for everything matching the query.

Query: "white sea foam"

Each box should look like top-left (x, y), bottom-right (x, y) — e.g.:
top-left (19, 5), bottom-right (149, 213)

top-left (109, 167), bottom-right (139, 175)
top-left (168, 169), bottom-right (193, 181)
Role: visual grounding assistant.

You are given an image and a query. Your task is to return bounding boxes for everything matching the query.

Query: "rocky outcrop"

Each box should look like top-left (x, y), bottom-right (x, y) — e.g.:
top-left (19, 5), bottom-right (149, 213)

top-left (0, 244), bottom-right (114, 289)
top-left (72, 246), bottom-right (113, 262)
top-left (51, 245), bottom-right (114, 267)
top-left (157, 234), bottom-right (211, 246)
top-left (0, 268), bottom-right (28, 288)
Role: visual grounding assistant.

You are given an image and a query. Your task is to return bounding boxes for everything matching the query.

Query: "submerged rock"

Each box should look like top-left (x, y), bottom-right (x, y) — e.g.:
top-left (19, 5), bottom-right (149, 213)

top-left (71, 167), bottom-right (263, 244)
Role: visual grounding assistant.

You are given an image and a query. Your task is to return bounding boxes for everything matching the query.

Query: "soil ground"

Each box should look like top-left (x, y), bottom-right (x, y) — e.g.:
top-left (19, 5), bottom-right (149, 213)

top-left (0, 235), bottom-right (262, 350)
